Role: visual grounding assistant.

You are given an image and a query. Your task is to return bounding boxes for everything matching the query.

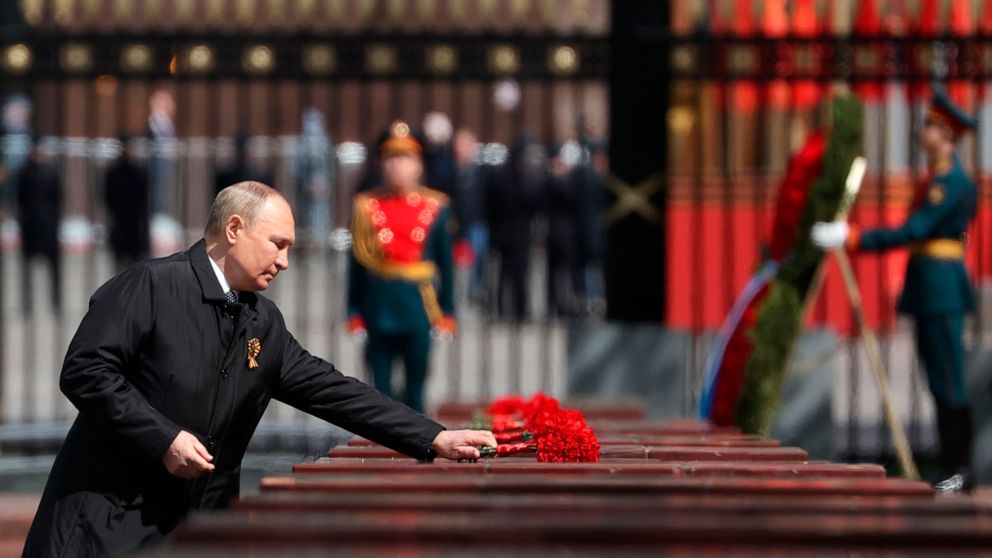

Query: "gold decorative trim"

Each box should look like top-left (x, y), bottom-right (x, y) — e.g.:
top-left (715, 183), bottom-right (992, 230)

top-left (351, 193), bottom-right (444, 324)
top-left (303, 44), bottom-right (336, 74)
top-left (19, 0), bottom-right (44, 26)
top-left (548, 45), bottom-right (579, 75)
top-left (61, 43), bottom-right (93, 73)
top-left (2, 44), bottom-right (32, 74)
top-left (243, 44), bottom-right (275, 74)
top-left (671, 46), bottom-right (696, 72)
top-left (121, 44), bottom-right (153, 73)
top-left (603, 174), bottom-right (663, 225)
top-left (488, 45), bottom-right (519, 75)
top-left (426, 44), bottom-right (457, 74)
top-left (366, 44), bottom-right (397, 74)
top-left (186, 44), bottom-right (215, 73)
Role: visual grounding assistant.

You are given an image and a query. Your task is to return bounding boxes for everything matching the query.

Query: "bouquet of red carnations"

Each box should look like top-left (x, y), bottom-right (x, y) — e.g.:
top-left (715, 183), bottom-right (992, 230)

top-left (472, 393), bottom-right (600, 463)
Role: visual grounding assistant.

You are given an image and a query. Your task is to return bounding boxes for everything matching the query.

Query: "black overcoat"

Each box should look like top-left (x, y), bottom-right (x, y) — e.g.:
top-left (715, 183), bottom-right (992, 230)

top-left (23, 240), bottom-right (444, 557)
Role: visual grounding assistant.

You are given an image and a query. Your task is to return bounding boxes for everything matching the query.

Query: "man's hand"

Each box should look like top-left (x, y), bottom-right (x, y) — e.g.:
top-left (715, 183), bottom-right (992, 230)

top-left (162, 430), bottom-right (215, 479)
top-left (811, 221), bottom-right (850, 250)
top-left (431, 315), bottom-right (458, 342)
top-left (347, 315), bottom-right (368, 343)
top-left (431, 430), bottom-right (497, 460)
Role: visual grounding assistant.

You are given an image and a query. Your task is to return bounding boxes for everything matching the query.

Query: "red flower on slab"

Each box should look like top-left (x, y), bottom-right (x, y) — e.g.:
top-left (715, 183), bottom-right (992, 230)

top-left (534, 409), bottom-right (599, 463)
top-left (486, 395), bottom-right (528, 416)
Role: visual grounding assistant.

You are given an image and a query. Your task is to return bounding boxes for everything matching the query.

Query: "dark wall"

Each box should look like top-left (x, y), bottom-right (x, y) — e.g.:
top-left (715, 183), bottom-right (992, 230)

top-left (606, 1), bottom-right (667, 322)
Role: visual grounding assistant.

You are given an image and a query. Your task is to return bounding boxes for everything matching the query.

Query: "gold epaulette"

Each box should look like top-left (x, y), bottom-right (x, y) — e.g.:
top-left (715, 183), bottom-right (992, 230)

top-left (909, 239), bottom-right (965, 260)
top-left (418, 186), bottom-right (450, 207)
top-left (932, 156), bottom-right (953, 177)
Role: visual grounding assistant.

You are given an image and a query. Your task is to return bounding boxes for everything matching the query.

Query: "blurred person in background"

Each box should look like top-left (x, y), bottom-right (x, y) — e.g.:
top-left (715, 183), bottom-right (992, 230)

top-left (422, 111), bottom-right (455, 198)
top-left (541, 143), bottom-right (580, 318)
top-left (347, 121), bottom-right (456, 413)
top-left (451, 128), bottom-right (489, 302)
top-left (1, 94), bottom-right (32, 220)
top-left (104, 135), bottom-right (150, 272)
top-left (214, 133), bottom-right (273, 201)
top-left (17, 135), bottom-right (62, 314)
top-left (294, 108), bottom-right (336, 247)
top-left (147, 89), bottom-right (177, 217)
top-left (487, 132), bottom-right (542, 322)
top-left (572, 139), bottom-right (608, 314)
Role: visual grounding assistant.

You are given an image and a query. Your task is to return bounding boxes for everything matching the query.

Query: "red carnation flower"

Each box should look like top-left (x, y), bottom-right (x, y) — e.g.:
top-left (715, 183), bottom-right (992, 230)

top-left (486, 395), bottom-right (528, 416)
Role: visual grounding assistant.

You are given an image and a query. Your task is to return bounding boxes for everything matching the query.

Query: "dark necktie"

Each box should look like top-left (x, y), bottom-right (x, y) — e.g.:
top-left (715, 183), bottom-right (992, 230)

top-left (225, 290), bottom-right (238, 304)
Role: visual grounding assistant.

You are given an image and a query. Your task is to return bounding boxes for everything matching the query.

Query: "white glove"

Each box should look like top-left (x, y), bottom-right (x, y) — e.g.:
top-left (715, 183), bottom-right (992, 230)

top-left (349, 328), bottom-right (368, 344)
top-left (810, 221), bottom-right (849, 250)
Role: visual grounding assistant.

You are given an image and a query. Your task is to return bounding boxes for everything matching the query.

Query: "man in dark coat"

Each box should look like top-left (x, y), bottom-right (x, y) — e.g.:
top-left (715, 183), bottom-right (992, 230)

top-left (16, 136), bottom-right (61, 313)
top-left (103, 137), bottom-right (150, 271)
top-left (23, 181), bottom-right (495, 557)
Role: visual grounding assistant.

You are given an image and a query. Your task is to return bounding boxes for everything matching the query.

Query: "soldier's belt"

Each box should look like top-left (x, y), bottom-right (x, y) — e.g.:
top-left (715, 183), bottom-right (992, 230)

top-left (909, 239), bottom-right (965, 260)
top-left (367, 260), bottom-right (437, 281)
top-left (367, 260), bottom-right (443, 323)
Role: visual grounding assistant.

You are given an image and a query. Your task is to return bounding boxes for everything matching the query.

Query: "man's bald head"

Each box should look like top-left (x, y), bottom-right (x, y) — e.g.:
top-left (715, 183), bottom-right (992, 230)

top-left (205, 182), bottom-right (286, 240)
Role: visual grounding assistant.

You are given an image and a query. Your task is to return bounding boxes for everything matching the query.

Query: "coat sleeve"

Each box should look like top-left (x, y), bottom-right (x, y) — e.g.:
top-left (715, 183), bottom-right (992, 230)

top-left (273, 314), bottom-right (445, 459)
top-left (59, 265), bottom-right (182, 462)
top-left (859, 178), bottom-right (962, 252)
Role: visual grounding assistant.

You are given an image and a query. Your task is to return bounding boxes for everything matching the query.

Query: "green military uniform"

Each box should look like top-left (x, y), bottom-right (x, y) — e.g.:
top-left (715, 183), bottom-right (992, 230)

top-left (347, 122), bottom-right (455, 413)
top-left (854, 91), bottom-right (977, 482)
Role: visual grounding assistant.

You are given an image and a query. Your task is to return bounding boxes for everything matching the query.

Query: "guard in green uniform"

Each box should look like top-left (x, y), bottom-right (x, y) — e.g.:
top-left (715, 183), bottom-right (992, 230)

top-left (347, 121), bottom-right (456, 413)
top-left (813, 90), bottom-right (978, 493)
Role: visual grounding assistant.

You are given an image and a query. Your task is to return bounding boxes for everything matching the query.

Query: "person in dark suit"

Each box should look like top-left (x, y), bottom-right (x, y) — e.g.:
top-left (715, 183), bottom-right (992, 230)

top-left (812, 90), bottom-right (978, 493)
top-left (542, 143), bottom-right (580, 318)
top-left (451, 128), bottom-right (489, 301)
top-left (16, 135), bottom-right (61, 314)
top-left (487, 134), bottom-right (541, 322)
top-left (22, 181), bottom-right (495, 557)
top-left (213, 133), bottom-right (273, 200)
top-left (103, 136), bottom-right (150, 272)
top-left (347, 121), bottom-right (457, 413)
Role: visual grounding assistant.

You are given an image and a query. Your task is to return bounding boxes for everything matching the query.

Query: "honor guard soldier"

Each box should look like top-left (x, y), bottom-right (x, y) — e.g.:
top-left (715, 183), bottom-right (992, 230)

top-left (813, 90), bottom-right (978, 493)
top-left (347, 121), bottom-right (457, 413)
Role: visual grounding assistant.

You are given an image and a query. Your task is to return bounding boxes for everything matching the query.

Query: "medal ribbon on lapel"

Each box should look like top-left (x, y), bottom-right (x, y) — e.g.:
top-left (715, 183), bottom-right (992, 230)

top-left (247, 338), bottom-right (262, 369)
